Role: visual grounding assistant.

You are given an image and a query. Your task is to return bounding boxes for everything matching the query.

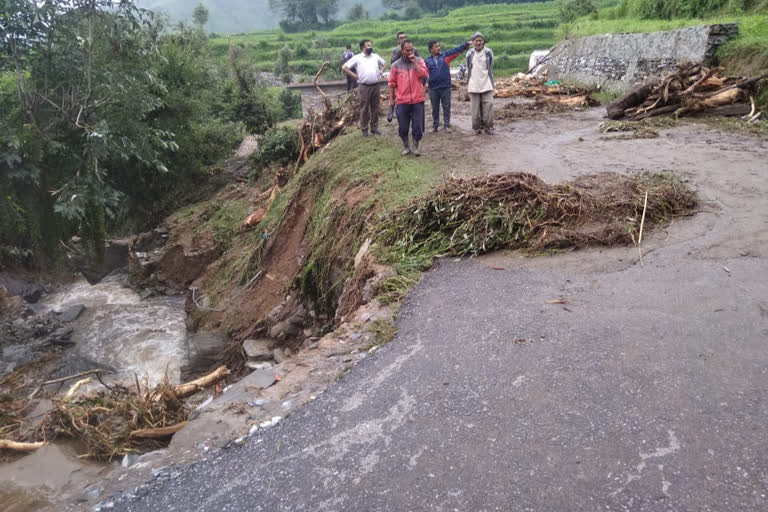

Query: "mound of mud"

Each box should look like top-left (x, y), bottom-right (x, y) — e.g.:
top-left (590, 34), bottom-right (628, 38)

top-left (379, 172), bottom-right (697, 257)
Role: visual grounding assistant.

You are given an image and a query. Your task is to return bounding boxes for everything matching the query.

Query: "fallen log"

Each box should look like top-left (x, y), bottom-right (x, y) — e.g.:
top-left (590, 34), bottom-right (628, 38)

top-left (130, 421), bottom-right (189, 439)
top-left (607, 82), bottom-right (656, 119)
top-left (689, 103), bottom-right (751, 117)
top-left (0, 439), bottom-right (46, 452)
top-left (173, 365), bottom-right (229, 399)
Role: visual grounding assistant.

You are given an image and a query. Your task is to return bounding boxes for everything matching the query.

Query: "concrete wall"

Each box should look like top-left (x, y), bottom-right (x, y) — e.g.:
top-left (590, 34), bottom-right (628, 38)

top-left (547, 24), bottom-right (738, 91)
top-left (286, 81), bottom-right (350, 117)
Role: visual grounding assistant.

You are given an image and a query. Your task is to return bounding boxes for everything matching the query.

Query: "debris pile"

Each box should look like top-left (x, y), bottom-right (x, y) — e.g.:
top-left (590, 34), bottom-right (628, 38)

top-left (607, 63), bottom-right (767, 122)
top-left (496, 95), bottom-right (599, 120)
top-left (456, 75), bottom-right (599, 111)
top-left (295, 63), bottom-right (361, 169)
top-left (493, 75), bottom-right (593, 99)
top-left (379, 171), bottom-right (697, 257)
top-left (0, 365), bottom-right (229, 460)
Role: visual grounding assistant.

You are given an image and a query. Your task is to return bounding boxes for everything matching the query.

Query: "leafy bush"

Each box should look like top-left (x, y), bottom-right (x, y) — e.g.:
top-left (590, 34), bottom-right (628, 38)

top-left (249, 126), bottom-right (300, 180)
top-left (294, 42), bottom-right (310, 58)
top-left (279, 89), bottom-right (303, 119)
top-left (558, 0), bottom-right (599, 22)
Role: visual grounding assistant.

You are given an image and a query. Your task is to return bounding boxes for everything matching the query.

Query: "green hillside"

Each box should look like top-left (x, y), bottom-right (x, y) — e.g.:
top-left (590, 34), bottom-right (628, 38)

top-left (210, 2), bottom-right (560, 80)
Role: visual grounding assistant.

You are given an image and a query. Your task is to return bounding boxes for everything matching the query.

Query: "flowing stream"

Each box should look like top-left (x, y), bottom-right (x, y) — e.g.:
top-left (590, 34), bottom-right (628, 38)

top-left (0, 275), bottom-right (190, 511)
top-left (42, 275), bottom-right (189, 386)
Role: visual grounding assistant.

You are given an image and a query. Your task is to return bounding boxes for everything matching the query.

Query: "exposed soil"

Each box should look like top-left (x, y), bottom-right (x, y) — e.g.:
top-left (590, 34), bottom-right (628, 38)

top-left (188, 186), bottom-right (314, 339)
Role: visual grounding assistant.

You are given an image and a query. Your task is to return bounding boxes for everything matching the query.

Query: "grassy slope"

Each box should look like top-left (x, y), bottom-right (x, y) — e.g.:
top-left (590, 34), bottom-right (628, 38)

top-left (210, 2), bottom-right (560, 79)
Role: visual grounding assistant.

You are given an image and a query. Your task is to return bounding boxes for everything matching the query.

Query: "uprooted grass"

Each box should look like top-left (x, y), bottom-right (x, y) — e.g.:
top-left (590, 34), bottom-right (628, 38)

top-left (377, 171), bottom-right (697, 259)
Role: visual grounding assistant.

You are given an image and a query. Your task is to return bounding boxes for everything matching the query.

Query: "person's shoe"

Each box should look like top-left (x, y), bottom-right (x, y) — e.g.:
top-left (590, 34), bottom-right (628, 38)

top-left (401, 137), bottom-right (411, 155)
top-left (412, 139), bottom-right (421, 156)
top-left (475, 129), bottom-right (482, 135)
top-left (371, 129), bottom-right (382, 135)
top-left (432, 127), bottom-right (439, 133)
top-left (444, 126), bottom-right (452, 133)
top-left (484, 127), bottom-right (496, 135)
top-left (362, 130), bottom-right (369, 137)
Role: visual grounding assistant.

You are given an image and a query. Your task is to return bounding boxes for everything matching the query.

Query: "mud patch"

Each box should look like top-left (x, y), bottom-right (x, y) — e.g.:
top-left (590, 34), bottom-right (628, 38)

top-left (495, 98), bottom-right (599, 122)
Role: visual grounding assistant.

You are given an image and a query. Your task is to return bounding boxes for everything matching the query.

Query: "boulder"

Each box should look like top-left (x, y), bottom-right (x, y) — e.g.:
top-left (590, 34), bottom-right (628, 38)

top-left (0, 273), bottom-right (46, 303)
top-left (52, 326), bottom-right (74, 342)
top-left (245, 368), bottom-right (277, 389)
top-left (75, 239), bottom-right (131, 285)
top-left (181, 332), bottom-right (229, 381)
top-left (243, 338), bottom-right (273, 360)
top-left (57, 304), bottom-right (85, 323)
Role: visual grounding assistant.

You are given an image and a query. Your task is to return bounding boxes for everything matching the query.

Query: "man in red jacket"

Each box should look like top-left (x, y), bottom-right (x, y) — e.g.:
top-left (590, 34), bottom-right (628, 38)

top-left (388, 39), bottom-right (429, 156)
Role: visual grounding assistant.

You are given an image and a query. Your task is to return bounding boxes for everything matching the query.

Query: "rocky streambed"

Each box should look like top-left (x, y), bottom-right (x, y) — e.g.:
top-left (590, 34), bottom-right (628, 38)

top-left (0, 262), bottom-right (394, 511)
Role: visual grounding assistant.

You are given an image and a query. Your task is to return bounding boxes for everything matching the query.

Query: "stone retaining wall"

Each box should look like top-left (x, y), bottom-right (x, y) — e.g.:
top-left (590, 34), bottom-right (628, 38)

top-left (547, 24), bottom-right (738, 91)
top-left (286, 81), bottom-right (351, 116)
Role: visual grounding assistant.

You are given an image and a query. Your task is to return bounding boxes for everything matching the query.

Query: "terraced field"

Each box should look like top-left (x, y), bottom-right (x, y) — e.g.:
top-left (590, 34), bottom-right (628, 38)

top-left (210, 2), bottom-right (560, 79)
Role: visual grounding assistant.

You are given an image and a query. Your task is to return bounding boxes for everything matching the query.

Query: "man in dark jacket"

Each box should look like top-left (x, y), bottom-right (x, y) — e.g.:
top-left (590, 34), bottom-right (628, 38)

top-left (425, 39), bottom-right (470, 133)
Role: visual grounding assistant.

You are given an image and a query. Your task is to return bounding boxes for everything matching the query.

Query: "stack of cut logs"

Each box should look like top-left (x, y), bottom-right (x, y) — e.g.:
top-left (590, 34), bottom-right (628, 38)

top-left (607, 63), bottom-right (766, 122)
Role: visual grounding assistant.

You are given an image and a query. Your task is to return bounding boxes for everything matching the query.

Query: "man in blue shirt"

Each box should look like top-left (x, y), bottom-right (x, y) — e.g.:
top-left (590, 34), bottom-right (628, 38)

top-left (424, 39), bottom-right (470, 133)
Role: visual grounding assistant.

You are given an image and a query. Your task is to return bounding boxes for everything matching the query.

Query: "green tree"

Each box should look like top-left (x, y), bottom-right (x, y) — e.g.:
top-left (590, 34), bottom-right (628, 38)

top-left (0, 1), bottom-right (239, 267)
top-left (275, 44), bottom-right (293, 84)
top-left (269, 0), bottom-right (339, 31)
top-left (193, 2), bottom-right (209, 28)
top-left (1, 0), bottom-right (168, 263)
top-left (347, 3), bottom-right (369, 20)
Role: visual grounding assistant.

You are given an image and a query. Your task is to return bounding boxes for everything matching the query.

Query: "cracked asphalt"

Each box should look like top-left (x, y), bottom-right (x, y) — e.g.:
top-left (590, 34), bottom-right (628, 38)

top-left (111, 117), bottom-right (768, 511)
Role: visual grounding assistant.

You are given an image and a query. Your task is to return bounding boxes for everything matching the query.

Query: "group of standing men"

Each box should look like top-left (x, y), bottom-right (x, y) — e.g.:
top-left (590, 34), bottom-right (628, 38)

top-left (342, 30), bottom-right (495, 156)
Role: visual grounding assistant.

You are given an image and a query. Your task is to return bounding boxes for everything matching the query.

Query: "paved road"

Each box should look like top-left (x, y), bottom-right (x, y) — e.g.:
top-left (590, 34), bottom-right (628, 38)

top-left (114, 249), bottom-right (768, 511)
top-left (112, 118), bottom-right (768, 511)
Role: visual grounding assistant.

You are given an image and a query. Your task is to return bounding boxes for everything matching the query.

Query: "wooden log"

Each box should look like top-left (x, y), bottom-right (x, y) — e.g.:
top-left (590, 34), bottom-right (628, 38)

top-left (65, 377), bottom-right (92, 398)
top-left (607, 82), bottom-right (656, 119)
top-left (173, 366), bottom-right (229, 399)
top-left (0, 440), bottom-right (46, 451)
top-left (130, 421), bottom-right (189, 439)
top-left (689, 103), bottom-right (751, 117)
top-left (29, 369), bottom-right (104, 399)
top-left (633, 103), bottom-right (681, 120)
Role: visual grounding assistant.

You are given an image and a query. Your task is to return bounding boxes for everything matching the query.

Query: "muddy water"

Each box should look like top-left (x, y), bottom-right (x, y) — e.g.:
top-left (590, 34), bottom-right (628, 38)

top-left (41, 275), bottom-right (188, 386)
top-left (0, 443), bottom-right (106, 511)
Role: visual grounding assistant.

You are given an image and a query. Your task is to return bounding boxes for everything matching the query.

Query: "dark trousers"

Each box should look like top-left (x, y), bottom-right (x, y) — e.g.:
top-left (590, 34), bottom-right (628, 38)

top-left (429, 87), bottom-right (452, 129)
top-left (359, 83), bottom-right (380, 132)
top-left (346, 75), bottom-right (357, 91)
top-left (396, 102), bottom-right (425, 141)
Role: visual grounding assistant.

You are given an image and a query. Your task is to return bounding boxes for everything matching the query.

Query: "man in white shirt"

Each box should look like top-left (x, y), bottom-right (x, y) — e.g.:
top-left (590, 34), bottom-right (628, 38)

top-left (466, 32), bottom-right (495, 135)
top-left (342, 39), bottom-right (386, 137)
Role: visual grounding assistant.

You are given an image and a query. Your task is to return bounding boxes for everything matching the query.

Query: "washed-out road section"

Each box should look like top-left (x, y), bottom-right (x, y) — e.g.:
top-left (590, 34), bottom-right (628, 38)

top-left (112, 107), bottom-right (768, 511)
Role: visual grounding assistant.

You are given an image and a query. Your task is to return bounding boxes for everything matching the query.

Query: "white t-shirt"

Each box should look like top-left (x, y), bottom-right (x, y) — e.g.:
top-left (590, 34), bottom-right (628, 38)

top-left (346, 53), bottom-right (385, 85)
